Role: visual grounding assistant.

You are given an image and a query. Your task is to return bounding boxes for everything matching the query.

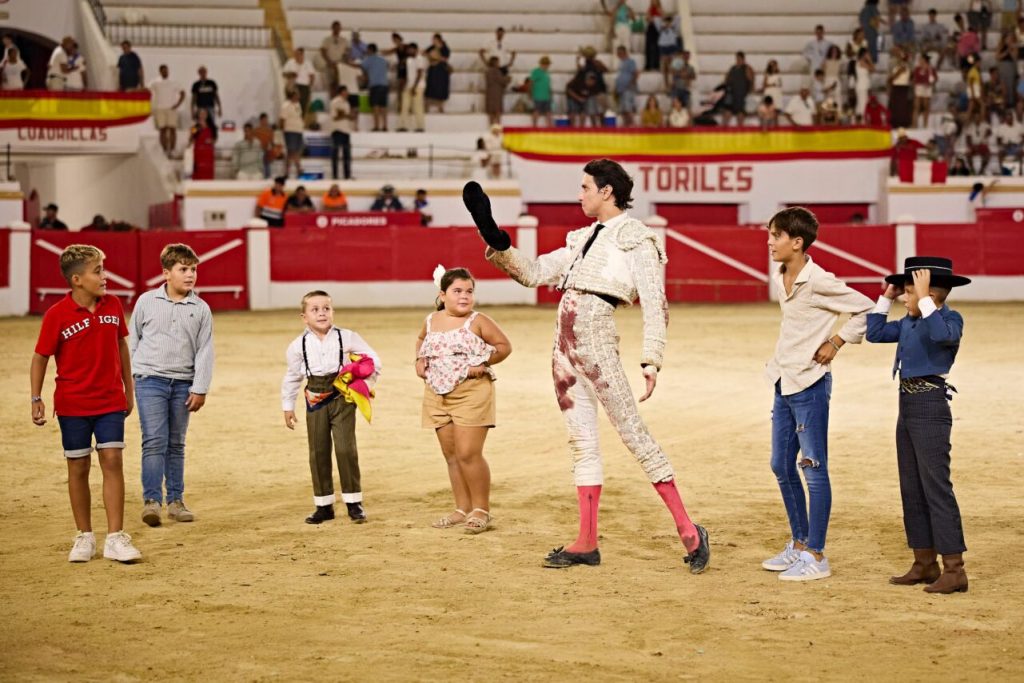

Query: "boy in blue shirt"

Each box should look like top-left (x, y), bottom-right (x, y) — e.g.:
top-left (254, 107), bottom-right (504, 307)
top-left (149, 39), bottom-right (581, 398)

top-left (867, 256), bottom-right (971, 594)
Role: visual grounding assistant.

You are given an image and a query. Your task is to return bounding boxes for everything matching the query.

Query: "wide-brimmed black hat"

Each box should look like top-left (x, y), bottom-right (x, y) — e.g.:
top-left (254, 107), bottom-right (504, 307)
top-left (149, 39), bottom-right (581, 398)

top-left (885, 256), bottom-right (971, 288)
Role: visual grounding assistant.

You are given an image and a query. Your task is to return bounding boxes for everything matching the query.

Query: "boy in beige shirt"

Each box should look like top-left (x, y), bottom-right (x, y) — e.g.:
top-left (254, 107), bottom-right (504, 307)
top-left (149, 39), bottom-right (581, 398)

top-left (762, 207), bottom-right (873, 582)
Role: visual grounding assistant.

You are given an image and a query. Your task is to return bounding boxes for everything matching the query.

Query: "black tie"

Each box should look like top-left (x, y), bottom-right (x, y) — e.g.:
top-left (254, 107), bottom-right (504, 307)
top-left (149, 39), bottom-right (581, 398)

top-left (580, 223), bottom-right (605, 259)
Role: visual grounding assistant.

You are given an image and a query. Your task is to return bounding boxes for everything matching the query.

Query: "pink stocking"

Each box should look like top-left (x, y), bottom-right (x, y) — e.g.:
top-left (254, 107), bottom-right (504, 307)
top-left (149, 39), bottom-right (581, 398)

top-left (654, 479), bottom-right (699, 552)
top-left (566, 485), bottom-right (602, 553)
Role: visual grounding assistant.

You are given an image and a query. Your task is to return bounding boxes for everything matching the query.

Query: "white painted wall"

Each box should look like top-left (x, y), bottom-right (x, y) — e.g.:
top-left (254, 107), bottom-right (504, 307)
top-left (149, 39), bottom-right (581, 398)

top-left (0, 0), bottom-right (85, 46)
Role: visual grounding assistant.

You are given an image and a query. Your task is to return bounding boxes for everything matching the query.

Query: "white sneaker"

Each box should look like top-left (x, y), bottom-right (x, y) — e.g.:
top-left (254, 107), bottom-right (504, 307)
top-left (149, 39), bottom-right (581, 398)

top-left (103, 531), bottom-right (142, 563)
top-left (761, 541), bottom-right (801, 571)
top-left (779, 550), bottom-right (832, 582)
top-left (68, 532), bottom-right (96, 562)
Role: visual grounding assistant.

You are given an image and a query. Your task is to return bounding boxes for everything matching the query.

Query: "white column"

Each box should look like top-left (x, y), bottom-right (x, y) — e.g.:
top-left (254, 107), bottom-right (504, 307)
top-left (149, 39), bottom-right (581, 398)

top-left (0, 221), bottom-right (31, 316)
top-left (895, 221), bottom-right (916, 268)
top-left (245, 221), bottom-right (271, 310)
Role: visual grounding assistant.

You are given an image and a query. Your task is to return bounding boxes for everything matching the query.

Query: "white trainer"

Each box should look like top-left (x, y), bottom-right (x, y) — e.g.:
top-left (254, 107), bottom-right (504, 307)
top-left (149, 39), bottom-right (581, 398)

top-left (761, 541), bottom-right (801, 571)
top-left (68, 532), bottom-right (96, 563)
top-left (779, 550), bottom-right (832, 582)
top-left (103, 531), bottom-right (142, 563)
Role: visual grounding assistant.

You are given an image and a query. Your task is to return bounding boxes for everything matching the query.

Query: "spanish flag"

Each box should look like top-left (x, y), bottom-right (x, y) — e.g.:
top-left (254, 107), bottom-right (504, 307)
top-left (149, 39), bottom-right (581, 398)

top-left (502, 126), bottom-right (892, 162)
top-left (0, 90), bottom-right (151, 129)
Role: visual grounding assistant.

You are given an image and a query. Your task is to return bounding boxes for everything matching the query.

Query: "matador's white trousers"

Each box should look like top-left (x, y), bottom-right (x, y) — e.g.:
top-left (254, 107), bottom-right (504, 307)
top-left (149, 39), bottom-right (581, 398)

top-left (552, 289), bottom-right (675, 486)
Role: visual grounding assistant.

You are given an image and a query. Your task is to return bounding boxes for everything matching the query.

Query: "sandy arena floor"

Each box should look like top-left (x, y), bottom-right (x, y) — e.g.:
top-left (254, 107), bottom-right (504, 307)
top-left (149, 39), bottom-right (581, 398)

top-left (1, 301), bottom-right (1022, 681)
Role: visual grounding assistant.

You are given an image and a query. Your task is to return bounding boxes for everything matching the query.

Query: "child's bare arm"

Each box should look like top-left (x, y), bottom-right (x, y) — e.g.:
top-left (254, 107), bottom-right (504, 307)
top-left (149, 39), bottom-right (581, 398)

top-left (30, 353), bottom-right (49, 426)
top-left (415, 320), bottom-right (428, 379)
top-left (119, 337), bottom-right (134, 417)
top-left (475, 314), bottom-right (512, 365)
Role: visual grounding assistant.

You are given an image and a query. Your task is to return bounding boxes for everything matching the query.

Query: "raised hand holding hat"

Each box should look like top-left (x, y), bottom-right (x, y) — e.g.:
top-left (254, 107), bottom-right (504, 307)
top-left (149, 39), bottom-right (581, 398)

top-left (462, 181), bottom-right (511, 251)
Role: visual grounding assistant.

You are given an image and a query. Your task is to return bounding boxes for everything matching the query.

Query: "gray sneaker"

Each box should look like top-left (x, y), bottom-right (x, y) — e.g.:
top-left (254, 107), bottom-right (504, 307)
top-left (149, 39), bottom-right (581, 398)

top-left (762, 541), bottom-right (801, 571)
top-left (167, 500), bottom-right (195, 523)
top-left (142, 500), bottom-right (162, 527)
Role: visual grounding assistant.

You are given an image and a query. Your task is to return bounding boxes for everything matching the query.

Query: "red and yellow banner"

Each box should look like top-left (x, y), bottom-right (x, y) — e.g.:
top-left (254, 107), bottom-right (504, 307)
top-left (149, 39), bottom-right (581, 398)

top-left (502, 126), bottom-right (892, 162)
top-left (0, 90), bottom-right (151, 129)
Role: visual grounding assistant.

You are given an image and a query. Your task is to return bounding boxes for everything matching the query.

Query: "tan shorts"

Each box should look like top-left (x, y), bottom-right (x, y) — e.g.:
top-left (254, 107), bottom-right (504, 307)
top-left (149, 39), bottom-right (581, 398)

top-left (422, 376), bottom-right (496, 429)
top-left (153, 108), bottom-right (178, 129)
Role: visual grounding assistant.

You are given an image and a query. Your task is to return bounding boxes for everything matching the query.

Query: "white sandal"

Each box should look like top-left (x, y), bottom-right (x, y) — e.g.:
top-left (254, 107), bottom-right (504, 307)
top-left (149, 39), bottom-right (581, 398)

top-left (464, 508), bottom-right (493, 535)
top-left (431, 509), bottom-right (467, 529)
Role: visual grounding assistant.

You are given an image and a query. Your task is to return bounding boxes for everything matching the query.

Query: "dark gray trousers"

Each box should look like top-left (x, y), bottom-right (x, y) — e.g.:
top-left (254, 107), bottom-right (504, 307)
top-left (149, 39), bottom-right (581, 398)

top-left (896, 389), bottom-right (966, 555)
top-left (305, 375), bottom-right (360, 503)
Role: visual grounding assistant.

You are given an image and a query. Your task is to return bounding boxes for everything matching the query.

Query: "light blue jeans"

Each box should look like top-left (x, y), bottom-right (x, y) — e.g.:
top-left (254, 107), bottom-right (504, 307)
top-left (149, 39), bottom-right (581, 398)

top-left (136, 375), bottom-right (192, 504)
top-left (770, 374), bottom-right (832, 553)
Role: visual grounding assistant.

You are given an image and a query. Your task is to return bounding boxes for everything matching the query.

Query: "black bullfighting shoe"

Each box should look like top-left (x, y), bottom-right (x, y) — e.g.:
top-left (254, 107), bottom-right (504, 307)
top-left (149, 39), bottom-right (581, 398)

top-left (684, 524), bottom-right (710, 574)
top-left (543, 545), bottom-right (602, 569)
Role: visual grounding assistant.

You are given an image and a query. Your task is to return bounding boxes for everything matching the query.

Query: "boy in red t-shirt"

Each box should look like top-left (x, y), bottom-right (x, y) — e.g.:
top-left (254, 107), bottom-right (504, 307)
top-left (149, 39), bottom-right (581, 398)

top-left (30, 244), bottom-right (143, 563)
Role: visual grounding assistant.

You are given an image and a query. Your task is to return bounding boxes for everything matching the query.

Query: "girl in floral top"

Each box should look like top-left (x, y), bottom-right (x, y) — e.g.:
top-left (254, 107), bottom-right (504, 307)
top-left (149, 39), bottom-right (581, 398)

top-left (416, 267), bottom-right (511, 534)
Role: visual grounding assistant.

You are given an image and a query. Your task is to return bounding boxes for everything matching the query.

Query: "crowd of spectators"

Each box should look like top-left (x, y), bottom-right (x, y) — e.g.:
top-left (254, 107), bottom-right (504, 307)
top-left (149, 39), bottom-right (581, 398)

top-left (252, 179), bottom-right (432, 226)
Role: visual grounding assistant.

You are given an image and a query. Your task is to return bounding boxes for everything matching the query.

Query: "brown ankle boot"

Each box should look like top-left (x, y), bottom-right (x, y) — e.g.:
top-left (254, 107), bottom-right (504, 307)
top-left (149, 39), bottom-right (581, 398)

top-left (889, 548), bottom-right (941, 585)
top-left (924, 553), bottom-right (969, 594)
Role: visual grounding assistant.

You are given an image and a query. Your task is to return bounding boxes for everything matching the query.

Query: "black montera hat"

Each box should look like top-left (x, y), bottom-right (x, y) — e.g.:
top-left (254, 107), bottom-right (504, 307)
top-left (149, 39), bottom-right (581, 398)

top-left (885, 256), bottom-right (971, 288)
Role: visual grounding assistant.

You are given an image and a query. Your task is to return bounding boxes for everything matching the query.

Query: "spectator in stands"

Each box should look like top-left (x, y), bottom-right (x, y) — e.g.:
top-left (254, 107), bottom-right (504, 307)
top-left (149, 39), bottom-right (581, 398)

top-left (399, 43), bottom-right (426, 132)
top-left (866, 92), bottom-right (891, 125)
top-left (280, 89), bottom-right (305, 178)
top-left (934, 101), bottom-right (960, 163)
top-left (821, 45), bottom-right (843, 102)
top-left (1, 46), bottom-right (28, 90)
top-left (336, 53), bottom-right (362, 132)
top-left (530, 56), bottom-right (554, 127)
top-left (330, 85), bottom-right (353, 180)
top-left (722, 51), bottom-right (754, 127)
top-left (995, 108), bottom-right (1024, 169)
top-left (655, 12), bottom-right (681, 87)
top-left (819, 95), bottom-right (841, 124)
top-left (644, 0), bottom-right (664, 71)
top-left (757, 96), bottom-right (778, 130)
top-left (669, 50), bottom-right (696, 107)
top-left (760, 59), bottom-right (784, 109)
top-left (39, 203), bottom-right (68, 230)
top-left (996, 29), bottom-right (1019, 109)
top-left (191, 66), bottom-right (221, 127)
top-left (283, 48), bottom-right (315, 117)
top-left (482, 124), bottom-right (504, 178)
top-left (425, 34), bottom-right (452, 113)
top-left (785, 87), bottom-right (817, 126)
top-left (949, 154), bottom-right (974, 174)
top-left (965, 54), bottom-right (985, 123)
top-left (860, 0), bottom-right (884, 62)
top-left (83, 214), bottom-right (109, 231)
top-left (46, 36), bottom-right (75, 91)
top-left (803, 25), bottom-right (835, 74)
top-left (988, 65), bottom-right (1009, 118)
top-left (322, 184), bottom-right (348, 212)
top-left (615, 46), bottom-right (639, 126)
top-left (855, 48), bottom-right (875, 121)
top-left (253, 113), bottom-right (275, 178)
top-left (117, 41), bottom-right (143, 91)
top-left (370, 184), bottom-right (404, 211)
top-left (812, 69), bottom-right (829, 104)
top-left (958, 22), bottom-right (982, 70)
top-left (888, 46), bottom-right (913, 127)
top-left (602, 0), bottom-right (635, 67)
top-left (640, 94), bottom-right (664, 127)
top-left (256, 177), bottom-right (288, 227)
top-left (480, 27), bottom-right (516, 74)
top-left (892, 7), bottom-right (918, 55)
top-left (966, 114), bottom-right (992, 171)
top-left (320, 21), bottom-right (348, 97)
top-left (890, 128), bottom-right (923, 176)
top-left (911, 53), bottom-right (938, 128)
top-left (65, 41), bottom-right (87, 92)
top-left (482, 54), bottom-right (511, 126)
top-left (189, 108), bottom-right (217, 181)
top-left (967, 0), bottom-right (993, 50)
top-left (667, 95), bottom-right (691, 127)
top-left (349, 30), bottom-right (368, 62)
top-left (148, 65), bottom-right (184, 157)
top-left (566, 70), bottom-right (600, 127)
top-left (285, 186), bottom-right (315, 214)
top-left (414, 189), bottom-right (433, 226)
top-left (233, 123), bottom-right (264, 180)
top-left (385, 33), bottom-right (409, 99)
top-left (577, 46), bottom-right (610, 108)
top-left (363, 44), bottom-right (390, 132)
top-left (920, 9), bottom-right (952, 69)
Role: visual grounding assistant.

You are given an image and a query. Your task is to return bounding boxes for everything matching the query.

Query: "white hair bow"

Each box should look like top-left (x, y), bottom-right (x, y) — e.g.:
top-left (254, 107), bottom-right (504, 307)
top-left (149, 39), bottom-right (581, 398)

top-left (432, 264), bottom-right (446, 289)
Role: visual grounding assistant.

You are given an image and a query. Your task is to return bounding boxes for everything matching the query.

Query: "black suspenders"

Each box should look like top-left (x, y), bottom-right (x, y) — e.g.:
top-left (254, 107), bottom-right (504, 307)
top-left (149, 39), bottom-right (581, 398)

top-left (301, 328), bottom-right (344, 377)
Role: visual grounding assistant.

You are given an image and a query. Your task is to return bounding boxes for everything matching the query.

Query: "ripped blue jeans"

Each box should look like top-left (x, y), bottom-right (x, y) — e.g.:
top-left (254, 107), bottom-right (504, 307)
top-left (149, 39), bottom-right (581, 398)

top-left (770, 374), bottom-right (832, 553)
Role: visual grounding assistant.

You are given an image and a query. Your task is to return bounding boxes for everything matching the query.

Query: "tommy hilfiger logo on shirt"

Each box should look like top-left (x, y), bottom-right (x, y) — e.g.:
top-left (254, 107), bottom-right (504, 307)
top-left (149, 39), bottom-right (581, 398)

top-left (60, 315), bottom-right (120, 340)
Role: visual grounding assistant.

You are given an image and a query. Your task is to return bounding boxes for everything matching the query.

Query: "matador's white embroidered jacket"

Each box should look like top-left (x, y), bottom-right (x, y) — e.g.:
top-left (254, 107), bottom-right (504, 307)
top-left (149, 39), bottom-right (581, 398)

top-left (485, 212), bottom-right (670, 369)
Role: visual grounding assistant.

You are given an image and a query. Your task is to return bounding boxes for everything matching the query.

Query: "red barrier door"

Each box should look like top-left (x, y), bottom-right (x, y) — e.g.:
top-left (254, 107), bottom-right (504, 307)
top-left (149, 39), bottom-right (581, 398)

top-left (137, 230), bottom-right (248, 311)
top-left (30, 231), bottom-right (139, 314)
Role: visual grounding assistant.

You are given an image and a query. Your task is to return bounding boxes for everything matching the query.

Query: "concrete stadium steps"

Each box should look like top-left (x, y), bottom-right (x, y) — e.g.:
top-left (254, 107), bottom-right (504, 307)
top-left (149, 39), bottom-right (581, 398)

top-left (103, 6), bottom-right (266, 26)
top-left (285, 9), bottom-right (605, 33)
top-left (104, 0), bottom-right (260, 6)
top-left (692, 15), bottom-right (858, 35)
top-left (283, 0), bottom-right (597, 12)
top-left (689, 0), bottom-right (858, 14)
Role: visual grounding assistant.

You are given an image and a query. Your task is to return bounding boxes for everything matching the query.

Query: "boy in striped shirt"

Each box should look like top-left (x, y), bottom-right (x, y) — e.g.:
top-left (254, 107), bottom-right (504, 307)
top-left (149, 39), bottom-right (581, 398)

top-left (129, 244), bottom-right (214, 526)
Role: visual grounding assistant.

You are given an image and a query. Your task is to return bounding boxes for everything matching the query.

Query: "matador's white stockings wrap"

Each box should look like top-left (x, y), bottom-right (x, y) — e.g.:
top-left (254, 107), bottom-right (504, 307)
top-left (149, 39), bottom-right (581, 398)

top-left (552, 289), bottom-right (675, 485)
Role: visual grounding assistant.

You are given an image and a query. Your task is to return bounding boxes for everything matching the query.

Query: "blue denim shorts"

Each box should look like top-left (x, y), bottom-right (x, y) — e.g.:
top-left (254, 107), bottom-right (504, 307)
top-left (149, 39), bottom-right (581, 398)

top-left (57, 411), bottom-right (126, 459)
